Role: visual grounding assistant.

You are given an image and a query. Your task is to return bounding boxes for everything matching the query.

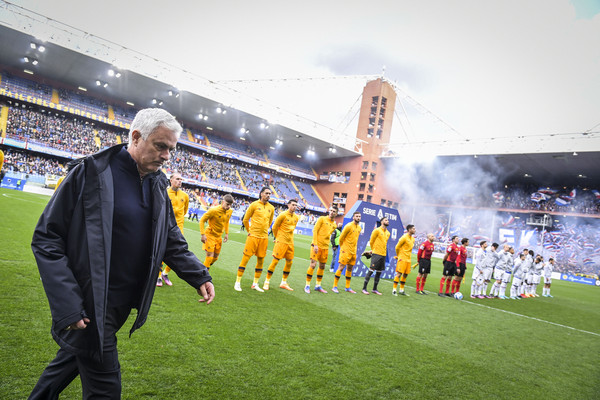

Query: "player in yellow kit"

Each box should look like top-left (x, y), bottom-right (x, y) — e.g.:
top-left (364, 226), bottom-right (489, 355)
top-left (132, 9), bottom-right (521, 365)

top-left (304, 206), bottom-right (339, 294)
top-left (262, 199), bottom-right (299, 291)
top-left (234, 187), bottom-right (275, 292)
top-left (199, 194), bottom-right (234, 270)
top-left (332, 211), bottom-right (362, 294)
top-left (361, 217), bottom-right (390, 295)
top-left (157, 172), bottom-right (189, 286)
top-left (393, 224), bottom-right (416, 296)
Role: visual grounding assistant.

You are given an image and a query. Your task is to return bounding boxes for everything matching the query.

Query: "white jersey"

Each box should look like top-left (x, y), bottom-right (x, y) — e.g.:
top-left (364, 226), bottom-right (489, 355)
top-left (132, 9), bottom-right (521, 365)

top-left (512, 257), bottom-right (524, 280)
top-left (543, 262), bottom-right (554, 278)
top-left (521, 254), bottom-right (533, 275)
top-left (474, 248), bottom-right (486, 272)
top-left (494, 250), bottom-right (508, 271)
top-left (532, 261), bottom-right (543, 276)
top-left (482, 249), bottom-right (500, 270)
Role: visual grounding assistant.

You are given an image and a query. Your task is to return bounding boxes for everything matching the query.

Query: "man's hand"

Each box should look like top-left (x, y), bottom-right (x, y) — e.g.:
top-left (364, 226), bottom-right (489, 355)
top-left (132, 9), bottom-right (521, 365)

top-left (197, 281), bottom-right (215, 305)
top-left (313, 245), bottom-right (319, 253)
top-left (65, 317), bottom-right (90, 331)
top-left (201, 234), bottom-right (207, 244)
top-left (223, 234), bottom-right (228, 243)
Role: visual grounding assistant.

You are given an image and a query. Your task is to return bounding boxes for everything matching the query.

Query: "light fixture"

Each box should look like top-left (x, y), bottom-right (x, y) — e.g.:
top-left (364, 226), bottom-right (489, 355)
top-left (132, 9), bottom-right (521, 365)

top-left (573, 152), bottom-right (578, 156)
top-left (23, 56), bottom-right (30, 63)
top-left (38, 45), bottom-right (45, 52)
top-left (96, 80), bottom-right (102, 86)
top-left (524, 173), bottom-right (531, 178)
top-left (30, 42), bottom-right (36, 49)
top-left (203, 115), bottom-right (208, 121)
top-left (240, 137), bottom-right (246, 141)
top-left (23, 69), bottom-right (33, 75)
top-left (108, 69), bottom-right (115, 77)
top-left (152, 99), bottom-right (158, 104)
top-left (199, 113), bottom-right (204, 119)
top-left (115, 72), bottom-right (121, 78)
top-left (126, 101), bottom-right (135, 106)
top-left (240, 128), bottom-right (246, 134)
top-left (307, 149), bottom-right (315, 156)
top-left (216, 107), bottom-right (222, 113)
top-left (158, 100), bottom-right (163, 106)
top-left (296, 154), bottom-right (302, 158)
top-left (78, 86), bottom-right (87, 92)
top-left (206, 127), bottom-right (213, 130)
top-left (269, 146), bottom-right (275, 150)
top-left (168, 90), bottom-right (173, 96)
top-left (275, 139), bottom-right (283, 145)
top-left (103, 82), bottom-right (108, 88)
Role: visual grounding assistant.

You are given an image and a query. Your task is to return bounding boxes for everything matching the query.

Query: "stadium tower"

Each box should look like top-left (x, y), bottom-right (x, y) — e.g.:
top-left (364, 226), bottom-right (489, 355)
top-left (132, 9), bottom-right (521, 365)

top-left (314, 78), bottom-right (400, 214)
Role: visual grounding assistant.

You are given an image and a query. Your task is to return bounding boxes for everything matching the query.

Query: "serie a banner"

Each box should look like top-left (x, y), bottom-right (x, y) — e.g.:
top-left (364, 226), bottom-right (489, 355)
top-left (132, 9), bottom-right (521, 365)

top-left (335, 201), bottom-right (405, 280)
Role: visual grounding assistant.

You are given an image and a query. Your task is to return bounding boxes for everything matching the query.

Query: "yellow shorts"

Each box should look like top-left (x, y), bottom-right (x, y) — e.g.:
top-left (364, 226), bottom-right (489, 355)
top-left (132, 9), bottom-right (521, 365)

top-left (203, 235), bottom-right (222, 255)
top-left (272, 242), bottom-right (294, 260)
top-left (396, 260), bottom-right (412, 275)
top-left (339, 249), bottom-right (356, 266)
top-left (310, 245), bottom-right (329, 264)
top-left (243, 236), bottom-right (269, 258)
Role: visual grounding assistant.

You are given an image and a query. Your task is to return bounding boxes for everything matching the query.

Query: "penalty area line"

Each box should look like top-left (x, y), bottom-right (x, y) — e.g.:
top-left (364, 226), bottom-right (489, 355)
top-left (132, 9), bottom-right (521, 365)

top-left (463, 299), bottom-right (600, 337)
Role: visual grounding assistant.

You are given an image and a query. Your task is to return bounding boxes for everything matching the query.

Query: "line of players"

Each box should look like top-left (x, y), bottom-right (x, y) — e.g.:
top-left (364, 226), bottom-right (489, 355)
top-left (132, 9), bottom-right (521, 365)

top-left (469, 241), bottom-right (555, 299)
top-left (159, 178), bottom-right (555, 299)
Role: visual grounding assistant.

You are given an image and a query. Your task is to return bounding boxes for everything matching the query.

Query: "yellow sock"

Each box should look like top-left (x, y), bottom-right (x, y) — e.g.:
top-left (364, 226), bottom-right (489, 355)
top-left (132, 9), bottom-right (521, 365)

top-left (399, 280), bottom-right (406, 291)
top-left (315, 266), bottom-right (325, 286)
top-left (253, 258), bottom-right (264, 285)
top-left (345, 268), bottom-right (352, 289)
top-left (282, 260), bottom-right (292, 283)
top-left (333, 270), bottom-right (341, 287)
top-left (203, 256), bottom-right (215, 270)
top-left (267, 259), bottom-right (278, 281)
top-left (163, 265), bottom-right (171, 274)
top-left (306, 265), bottom-right (315, 286)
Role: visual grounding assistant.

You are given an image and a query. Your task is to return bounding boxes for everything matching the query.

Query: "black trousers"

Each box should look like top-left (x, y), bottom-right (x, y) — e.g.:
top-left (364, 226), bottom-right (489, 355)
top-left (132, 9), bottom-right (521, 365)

top-left (29, 306), bottom-right (131, 400)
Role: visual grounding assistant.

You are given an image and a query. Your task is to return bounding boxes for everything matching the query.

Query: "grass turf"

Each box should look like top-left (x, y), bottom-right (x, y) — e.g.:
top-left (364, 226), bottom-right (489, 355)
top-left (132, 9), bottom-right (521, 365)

top-left (1, 188), bottom-right (599, 399)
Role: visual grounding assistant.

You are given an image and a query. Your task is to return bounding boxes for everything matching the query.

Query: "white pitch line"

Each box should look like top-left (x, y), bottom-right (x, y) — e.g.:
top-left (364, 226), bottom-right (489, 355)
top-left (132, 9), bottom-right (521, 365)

top-left (461, 299), bottom-right (600, 337)
top-left (184, 226), bottom-right (600, 338)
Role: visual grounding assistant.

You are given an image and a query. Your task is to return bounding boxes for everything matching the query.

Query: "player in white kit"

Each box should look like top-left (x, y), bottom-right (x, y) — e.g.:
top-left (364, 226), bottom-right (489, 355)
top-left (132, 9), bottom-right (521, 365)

top-left (470, 241), bottom-right (488, 298)
top-left (542, 257), bottom-right (555, 297)
top-left (510, 252), bottom-right (526, 299)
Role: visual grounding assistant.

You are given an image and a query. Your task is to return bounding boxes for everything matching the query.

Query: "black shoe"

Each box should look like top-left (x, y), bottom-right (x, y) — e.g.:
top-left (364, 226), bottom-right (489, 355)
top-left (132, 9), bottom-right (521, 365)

top-left (421, 290), bottom-right (428, 295)
top-left (445, 293), bottom-right (454, 297)
top-left (438, 292), bottom-right (445, 297)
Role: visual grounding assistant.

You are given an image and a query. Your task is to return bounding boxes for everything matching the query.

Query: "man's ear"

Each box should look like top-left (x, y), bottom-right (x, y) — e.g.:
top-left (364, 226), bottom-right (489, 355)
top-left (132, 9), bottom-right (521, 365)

top-left (131, 130), bottom-right (142, 144)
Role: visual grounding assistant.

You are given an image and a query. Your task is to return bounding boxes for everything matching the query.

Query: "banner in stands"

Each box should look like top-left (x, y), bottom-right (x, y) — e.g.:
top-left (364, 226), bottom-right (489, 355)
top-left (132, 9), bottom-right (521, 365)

top-left (1, 176), bottom-right (25, 190)
top-left (334, 201), bottom-right (404, 280)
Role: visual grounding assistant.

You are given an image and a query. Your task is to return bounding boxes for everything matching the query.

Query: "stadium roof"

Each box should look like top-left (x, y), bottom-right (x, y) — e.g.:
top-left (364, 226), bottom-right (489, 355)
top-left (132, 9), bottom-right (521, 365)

top-left (0, 23), bottom-right (361, 161)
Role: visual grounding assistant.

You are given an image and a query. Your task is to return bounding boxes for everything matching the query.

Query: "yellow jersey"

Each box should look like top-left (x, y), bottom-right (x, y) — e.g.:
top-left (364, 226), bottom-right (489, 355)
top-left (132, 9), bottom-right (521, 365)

top-left (340, 222), bottom-right (362, 254)
top-left (199, 204), bottom-right (233, 237)
top-left (167, 187), bottom-right (189, 230)
top-left (369, 227), bottom-right (390, 256)
top-left (395, 233), bottom-right (415, 261)
top-left (243, 200), bottom-right (275, 239)
top-left (312, 216), bottom-right (337, 248)
top-left (272, 211), bottom-right (299, 245)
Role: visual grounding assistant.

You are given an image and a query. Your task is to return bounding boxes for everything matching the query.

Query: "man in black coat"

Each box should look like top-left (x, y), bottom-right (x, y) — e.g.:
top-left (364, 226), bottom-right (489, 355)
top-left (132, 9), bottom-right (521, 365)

top-left (29, 108), bottom-right (215, 399)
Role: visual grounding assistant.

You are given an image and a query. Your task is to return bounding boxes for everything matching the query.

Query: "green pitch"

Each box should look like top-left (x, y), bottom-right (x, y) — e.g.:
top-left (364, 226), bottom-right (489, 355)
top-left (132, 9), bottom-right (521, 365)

top-left (1, 188), bottom-right (599, 399)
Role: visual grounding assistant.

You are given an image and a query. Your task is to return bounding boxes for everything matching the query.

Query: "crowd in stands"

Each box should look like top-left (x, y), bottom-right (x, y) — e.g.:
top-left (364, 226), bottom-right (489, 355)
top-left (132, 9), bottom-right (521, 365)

top-left (5, 104), bottom-right (121, 155)
top-left (495, 186), bottom-right (600, 215)
top-left (1, 147), bottom-right (64, 176)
